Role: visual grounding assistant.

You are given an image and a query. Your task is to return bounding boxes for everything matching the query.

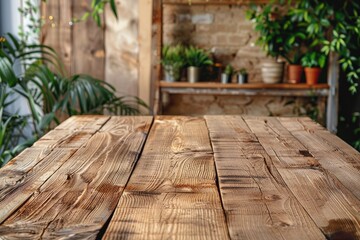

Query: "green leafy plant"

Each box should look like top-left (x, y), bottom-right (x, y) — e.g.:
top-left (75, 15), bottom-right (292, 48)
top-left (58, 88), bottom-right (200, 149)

top-left (246, 2), bottom-right (288, 60)
top-left (352, 112), bottom-right (360, 150)
top-left (0, 33), bottom-right (148, 166)
top-left (301, 51), bottom-right (327, 68)
top-left (247, 1), bottom-right (308, 64)
top-left (237, 68), bottom-right (248, 75)
top-left (161, 44), bottom-right (185, 67)
top-left (224, 64), bottom-right (234, 75)
top-left (288, 0), bottom-right (360, 93)
top-left (161, 44), bottom-right (185, 81)
top-left (184, 46), bottom-right (213, 67)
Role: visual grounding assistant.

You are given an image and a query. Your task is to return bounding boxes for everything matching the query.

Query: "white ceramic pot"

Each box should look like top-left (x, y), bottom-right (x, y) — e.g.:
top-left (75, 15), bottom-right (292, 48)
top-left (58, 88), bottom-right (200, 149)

top-left (261, 61), bottom-right (284, 84)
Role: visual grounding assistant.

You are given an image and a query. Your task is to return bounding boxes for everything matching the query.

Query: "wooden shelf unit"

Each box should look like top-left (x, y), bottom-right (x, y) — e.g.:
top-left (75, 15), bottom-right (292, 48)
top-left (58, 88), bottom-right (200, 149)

top-left (156, 0), bottom-right (338, 133)
top-left (159, 82), bottom-right (330, 96)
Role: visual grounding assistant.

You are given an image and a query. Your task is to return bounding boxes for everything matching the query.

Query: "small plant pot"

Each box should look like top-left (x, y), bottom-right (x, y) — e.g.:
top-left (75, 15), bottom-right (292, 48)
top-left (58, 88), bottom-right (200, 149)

top-left (261, 61), bottom-right (284, 84)
top-left (221, 73), bottom-right (231, 84)
top-left (288, 64), bottom-right (303, 84)
top-left (237, 74), bottom-right (248, 84)
top-left (187, 66), bottom-right (200, 83)
top-left (304, 67), bottom-right (321, 85)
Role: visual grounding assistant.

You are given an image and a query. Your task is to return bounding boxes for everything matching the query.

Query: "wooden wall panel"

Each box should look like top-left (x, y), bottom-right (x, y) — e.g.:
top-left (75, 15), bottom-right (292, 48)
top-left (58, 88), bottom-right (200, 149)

top-left (139, 0), bottom-right (153, 105)
top-left (72, 0), bottom-right (105, 80)
top-left (42, 0), bottom-right (72, 75)
top-left (42, 0), bottom-right (104, 79)
top-left (162, 95), bottom-right (326, 125)
top-left (104, 0), bottom-right (139, 97)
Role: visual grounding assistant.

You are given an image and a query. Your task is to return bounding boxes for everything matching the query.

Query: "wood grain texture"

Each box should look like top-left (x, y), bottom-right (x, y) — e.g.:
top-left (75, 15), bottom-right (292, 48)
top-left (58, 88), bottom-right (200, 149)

top-left (1, 115), bottom-right (359, 239)
top-left (42, 0), bottom-right (72, 74)
top-left (0, 116), bottom-right (109, 224)
top-left (205, 115), bottom-right (325, 240)
top-left (244, 116), bottom-right (360, 239)
top-left (72, 0), bottom-right (105, 80)
top-left (0, 116), bottom-right (152, 239)
top-left (103, 116), bottom-right (229, 239)
top-left (278, 117), bottom-right (360, 199)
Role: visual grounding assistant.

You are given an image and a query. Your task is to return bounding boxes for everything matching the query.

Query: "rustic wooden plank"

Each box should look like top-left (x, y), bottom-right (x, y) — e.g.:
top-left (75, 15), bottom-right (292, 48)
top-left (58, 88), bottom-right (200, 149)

top-left (205, 115), bottom-right (325, 240)
top-left (152, 0), bottom-right (162, 113)
top-left (0, 116), bottom-right (153, 239)
top-left (326, 52), bottom-right (340, 133)
top-left (138, 0), bottom-right (153, 105)
top-left (42, 0), bottom-right (72, 74)
top-left (0, 116), bottom-right (110, 224)
top-left (103, 116), bottom-right (229, 239)
top-left (244, 116), bottom-right (360, 239)
top-left (278, 117), bottom-right (360, 199)
top-left (104, 0), bottom-right (139, 97)
top-left (72, 0), bottom-right (105, 79)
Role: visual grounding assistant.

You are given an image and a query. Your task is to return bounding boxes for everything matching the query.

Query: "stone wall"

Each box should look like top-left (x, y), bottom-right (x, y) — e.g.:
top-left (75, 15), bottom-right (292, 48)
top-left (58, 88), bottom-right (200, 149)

top-left (163, 94), bottom-right (326, 125)
top-left (163, 4), bottom-right (272, 83)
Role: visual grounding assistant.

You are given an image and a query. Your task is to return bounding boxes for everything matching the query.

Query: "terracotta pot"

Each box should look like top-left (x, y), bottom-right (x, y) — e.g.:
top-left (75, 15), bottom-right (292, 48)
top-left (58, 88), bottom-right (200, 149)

top-left (288, 64), bottom-right (303, 84)
top-left (304, 67), bottom-right (321, 85)
top-left (261, 61), bottom-right (284, 84)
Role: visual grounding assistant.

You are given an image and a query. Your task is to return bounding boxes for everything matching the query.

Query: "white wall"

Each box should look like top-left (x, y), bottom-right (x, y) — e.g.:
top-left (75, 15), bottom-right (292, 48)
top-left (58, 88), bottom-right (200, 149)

top-left (0, 0), bottom-right (22, 36)
top-left (0, 0), bottom-right (33, 138)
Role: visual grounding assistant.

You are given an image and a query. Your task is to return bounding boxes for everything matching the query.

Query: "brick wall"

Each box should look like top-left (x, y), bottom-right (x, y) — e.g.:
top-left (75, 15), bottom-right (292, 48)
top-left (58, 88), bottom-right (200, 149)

top-left (163, 4), bottom-right (272, 82)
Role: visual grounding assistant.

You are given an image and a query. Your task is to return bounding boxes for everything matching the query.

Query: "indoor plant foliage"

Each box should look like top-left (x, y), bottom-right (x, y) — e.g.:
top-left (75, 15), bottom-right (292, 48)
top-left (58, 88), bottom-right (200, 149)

top-left (247, 1), bottom-right (312, 84)
top-left (161, 44), bottom-right (185, 82)
top-left (184, 46), bottom-right (213, 83)
top-left (0, 34), bottom-right (148, 166)
top-left (289, 0), bottom-right (359, 92)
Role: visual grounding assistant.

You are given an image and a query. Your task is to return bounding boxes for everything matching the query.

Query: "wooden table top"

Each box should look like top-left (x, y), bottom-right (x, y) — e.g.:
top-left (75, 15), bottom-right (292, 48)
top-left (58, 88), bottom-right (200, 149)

top-left (0, 115), bottom-right (359, 239)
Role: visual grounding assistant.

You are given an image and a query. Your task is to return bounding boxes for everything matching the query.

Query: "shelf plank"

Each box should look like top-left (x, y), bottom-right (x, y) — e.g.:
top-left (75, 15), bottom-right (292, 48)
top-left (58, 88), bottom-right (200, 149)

top-left (162, 0), bottom-right (270, 5)
top-left (159, 81), bottom-right (329, 90)
top-left (160, 82), bottom-right (330, 97)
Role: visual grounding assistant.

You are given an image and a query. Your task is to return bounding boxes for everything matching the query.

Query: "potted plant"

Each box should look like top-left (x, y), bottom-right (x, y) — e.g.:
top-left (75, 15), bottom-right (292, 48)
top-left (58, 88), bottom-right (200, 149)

top-left (247, 4), bottom-right (287, 84)
top-left (161, 44), bottom-right (185, 82)
top-left (237, 68), bottom-right (248, 84)
top-left (282, 15), bottom-right (307, 84)
top-left (184, 46), bottom-right (213, 83)
top-left (301, 51), bottom-right (327, 85)
top-left (221, 64), bottom-right (234, 84)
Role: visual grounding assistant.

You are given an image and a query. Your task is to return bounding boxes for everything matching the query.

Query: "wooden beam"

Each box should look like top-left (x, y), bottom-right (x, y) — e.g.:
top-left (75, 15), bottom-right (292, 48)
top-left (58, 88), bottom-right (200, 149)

top-left (138, 0), bottom-right (153, 106)
top-left (326, 52), bottom-right (339, 133)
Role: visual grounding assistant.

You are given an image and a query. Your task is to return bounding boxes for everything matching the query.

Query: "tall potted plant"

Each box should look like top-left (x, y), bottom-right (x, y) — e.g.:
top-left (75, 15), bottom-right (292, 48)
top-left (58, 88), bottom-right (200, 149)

top-left (301, 51), bottom-right (327, 85)
top-left (184, 46), bottom-right (213, 83)
top-left (247, 4), bottom-right (288, 84)
top-left (161, 44), bottom-right (185, 82)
